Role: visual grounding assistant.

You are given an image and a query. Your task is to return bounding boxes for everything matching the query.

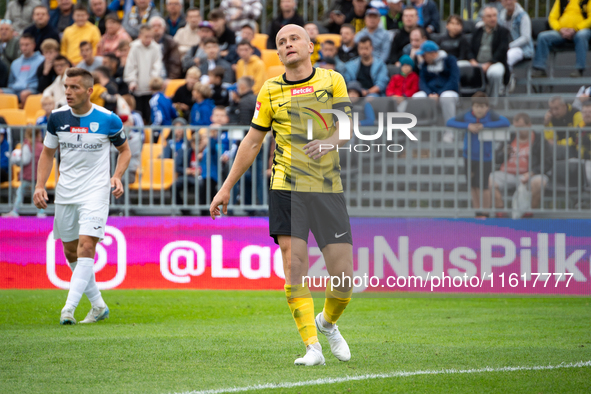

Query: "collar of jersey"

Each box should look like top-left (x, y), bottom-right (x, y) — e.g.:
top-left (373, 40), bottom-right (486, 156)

top-left (70, 104), bottom-right (95, 118)
top-left (282, 68), bottom-right (316, 85)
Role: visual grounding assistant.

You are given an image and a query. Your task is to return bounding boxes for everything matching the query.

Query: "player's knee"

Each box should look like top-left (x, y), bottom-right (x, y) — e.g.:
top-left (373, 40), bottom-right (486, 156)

top-left (63, 249), bottom-right (77, 263)
top-left (77, 238), bottom-right (96, 256)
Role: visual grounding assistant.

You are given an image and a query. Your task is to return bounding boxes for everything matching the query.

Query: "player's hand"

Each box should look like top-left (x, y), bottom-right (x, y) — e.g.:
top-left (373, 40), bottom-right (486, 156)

top-left (304, 139), bottom-right (332, 160)
top-left (33, 187), bottom-right (48, 209)
top-left (111, 177), bottom-right (124, 198)
top-left (210, 187), bottom-right (230, 220)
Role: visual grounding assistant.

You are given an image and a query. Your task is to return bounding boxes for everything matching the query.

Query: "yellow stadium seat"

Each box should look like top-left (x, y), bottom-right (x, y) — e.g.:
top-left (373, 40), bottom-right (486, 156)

top-left (144, 128), bottom-right (152, 143)
top-left (0, 109), bottom-right (27, 126)
top-left (266, 65), bottom-right (285, 79)
top-left (317, 34), bottom-right (341, 47)
top-left (129, 159), bottom-right (174, 191)
top-left (165, 79), bottom-right (186, 98)
top-left (158, 128), bottom-right (171, 145)
top-left (141, 144), bottom-right (164, 162)
top-left (24, 94), bottom-right (43, 124)
top-left (0, 94), bottom-right (19, 109)
top-left (251, 34), bottom-right (268, 52)
top-left (261, 49), bottom-right (283, 69)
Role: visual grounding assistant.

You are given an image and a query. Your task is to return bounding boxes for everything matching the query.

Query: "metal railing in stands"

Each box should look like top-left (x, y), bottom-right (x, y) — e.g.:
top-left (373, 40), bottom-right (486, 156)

top-left (1, 124), bottom-right (590, 218)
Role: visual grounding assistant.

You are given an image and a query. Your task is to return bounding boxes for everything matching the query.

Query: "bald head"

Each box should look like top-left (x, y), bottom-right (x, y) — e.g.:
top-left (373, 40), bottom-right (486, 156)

top-left (275, 24), bottom-right (314, 68)
top-left (276, 24), bottom-right (310, 47)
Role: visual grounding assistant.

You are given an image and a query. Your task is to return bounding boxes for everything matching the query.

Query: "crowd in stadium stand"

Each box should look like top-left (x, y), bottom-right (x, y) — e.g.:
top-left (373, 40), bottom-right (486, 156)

top-left (1, 0), bottom-right (591, 217)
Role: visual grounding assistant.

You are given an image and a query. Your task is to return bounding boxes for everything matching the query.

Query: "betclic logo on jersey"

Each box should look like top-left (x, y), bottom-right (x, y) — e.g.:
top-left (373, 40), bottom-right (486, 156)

top-left (70, 127), bottom-right (88, 134)
top-left (46, 226), bottom-right (127, 290)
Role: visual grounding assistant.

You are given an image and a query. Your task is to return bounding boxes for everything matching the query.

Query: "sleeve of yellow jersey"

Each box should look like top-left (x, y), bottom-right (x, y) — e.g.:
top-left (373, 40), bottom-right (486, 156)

top-left (331, 71), bottom-right (352, 110)
top-left (250, 80), bottom-right (273, 132)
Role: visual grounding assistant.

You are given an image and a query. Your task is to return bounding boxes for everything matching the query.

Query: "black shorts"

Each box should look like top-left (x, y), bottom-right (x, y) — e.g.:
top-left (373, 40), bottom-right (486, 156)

top-left (269, 190), bottom-right (353, 250)
top-left (464, 158), bottom-right (492, 190)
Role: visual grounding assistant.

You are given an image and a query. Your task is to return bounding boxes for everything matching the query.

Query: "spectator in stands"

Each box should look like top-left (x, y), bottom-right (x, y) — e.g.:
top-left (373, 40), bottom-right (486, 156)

top-left (343, 36), bottom-right (389, 97)
top-left (499, 0), bottom-right (533, 91)
top-left (5, 0), bottom-right (39, 34)
top-left (0, 120), bottom-right (9, 183)
top-left (190, 81), bottom-right (214, 126)
top-left (42, 54), bottom-right (69, 107)
top-left (237, 23), bottom-right (259, 53)
top-left (122, 94), bottom-right (144, 128)
top-left (476, 0), bottom-right (505, 23)
top-left (0, 33), bottom-right (44, 104)
top-left (209, 66), bottom-right (230, 107)
top-left (578, 101), bottom-right (591, 186)
top-left (118, 111), bottom-right (143, 190)
top-left (198, 38), bottom-right (234, 84)
top-left (235, 41), bottom-right (265, 94)
top-left (387, 6), bottom-right (419, 65)
top-left (122, 0), bottom-right (160, 39)
top-left (347, 81), bottom-right (375, 126)
top-left (165, 0), bottom-right (186, 37)
top-left (317, 57), bottom-right (337, 70)
top-left (49, 0), bottom-right (74, 34)
top-left (228, 76), bottom-right (256, 125)
top-left (446, 92), bottom-right (510, 218)
top-left (36, 38), bottom-right (60, 93)
top-left (544, 96), bottom-right (582, 157)
top-left (325, 9), bottom-right (346, 34)
top-left (219, 0), bottom-right (262, 33)
top-left (24, 5), bottom-right (60, 52)
top-left (103, 52), bottom-right (129, 94)
top-left (386, 55), bottom-right (418, 110)
top-left (488, 112), bottom-right (552, 214)
top-left (60, 4), bottom-right (101, 65)
top-left (77, 40), bottom-right (103, 72)
top-left (97, 13), bottom-right (131, 56)
top-left (0, 61), bottom-right (7, 88)
top-left (124, 24), bottom-right (163, 124)
top-left (149, 77), bottom-right (178, 140)
top-left (303, 23), bottom-right (323, 65)
top-left (36, 95), bottom-right (55, 124)
top-left (404, 27), bottom-right (427, 72)
top-left (345, 0), bottom-right (368, 33)
top-left (384, 0), bottom-right (404, 30)
top-left (150, 16), bottom-right (182, 79)
top-left (0, 20), bottom-right (21, 67)
top-left (411, 0), bottom-right (439, 33)
top-left (355, 8), bottom-right (391, 63)
top-left (174, 7), bottom-right (202, 57)
top-left (338, 23), bottom-right (358, 63)
top-left (413, 41), bottom-right (459, 128)
top-left (89, 0), bottom-right (108, 34)
top-left (208, 8), bottom-right (236, 55)
top-left (315, 40), bottom-right (345, 73)
top-left (172, 67), bottom-right (200, 120)
top-left (181, 21), bottom-right (215, 73)
top-left (267, 0), bottom-right (305, 49)
top-left (436, 15), bottom-right (471, 61)
top-left (173, 133), bottom-right (198, 207)
top-left (532, 0), bottom-right (591, 78)
top-left (573, 84), bottom-right (591, 110)
top-left (469, 6), bottom-right (510, 101)
top-left (116, 38), bottom-right (130, 66)
top-left (2, 128), bottom-right (46, 218)
top-left (162, 117), bottom-right (189, 159)
top-left (93, 66), bottom-right (118, 111)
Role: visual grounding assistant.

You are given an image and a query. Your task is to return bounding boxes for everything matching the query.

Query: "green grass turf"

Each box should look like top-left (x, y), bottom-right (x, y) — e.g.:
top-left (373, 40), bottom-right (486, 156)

top-left (0, 290), bottom-right (590, 394)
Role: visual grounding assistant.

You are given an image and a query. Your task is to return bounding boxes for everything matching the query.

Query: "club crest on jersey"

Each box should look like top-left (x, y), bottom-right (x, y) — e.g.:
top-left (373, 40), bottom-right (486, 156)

top-left (90, 122), bottom-right (99, 132)
top-left (315, 89), bottom-right (329, 103)
top-left (71, 127), bottom-right (88, 134)
top-left (291, 86), bottom-right (314, 96)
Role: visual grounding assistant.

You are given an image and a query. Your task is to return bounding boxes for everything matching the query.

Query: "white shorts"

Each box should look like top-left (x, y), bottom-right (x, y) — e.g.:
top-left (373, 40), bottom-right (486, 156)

top-left (53, 202), bottom-right (109, 242)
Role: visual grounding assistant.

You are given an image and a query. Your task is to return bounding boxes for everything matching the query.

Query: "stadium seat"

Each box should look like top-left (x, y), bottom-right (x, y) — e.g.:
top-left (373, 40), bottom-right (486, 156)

top-left (261, 49), bottom-right (283, 69)
top-left (531, 18), bottom-right (549, 41)
top-left (164, 79), bottom-right (185, 98)
top-left (317, 34), bottom-right (341, 47)
top-left (266, 65), bottom-right (285, 79)
top-left (141, 143), bottom-right (163, 161)
top-left (405, 98), bottom-right (438, 126)
top-left (387, 64), bottom-right (401, 78)
top-left (23, 94), bottom-right (43, 124)
top-left (459, 64), bottom-right (486, 96)
top-left (158, 128), bottom-right (171, 144)
top-left (0, 109), bottom-right (27, 125)
top-left (251, 34), bottom-right (268, 52)
top-left (144, 128), bottom-right (152, 143)
top-left (0, 94), bottom-right (18, 109)
top-left (129, 158), bottom-right (175, 191)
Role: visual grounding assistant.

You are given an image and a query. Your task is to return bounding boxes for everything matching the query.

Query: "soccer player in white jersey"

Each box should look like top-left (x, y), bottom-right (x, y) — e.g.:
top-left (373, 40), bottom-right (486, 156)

top-left (33, 68), bottom-right (131, 325)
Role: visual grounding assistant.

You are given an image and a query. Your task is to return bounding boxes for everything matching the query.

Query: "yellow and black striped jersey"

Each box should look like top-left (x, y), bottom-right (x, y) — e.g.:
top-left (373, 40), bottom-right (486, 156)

top-left (251, 67), bottom-right (351, 193)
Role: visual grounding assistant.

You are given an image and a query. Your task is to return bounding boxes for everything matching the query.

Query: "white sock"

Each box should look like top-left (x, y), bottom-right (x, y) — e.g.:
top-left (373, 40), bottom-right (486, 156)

top-left (65, 258), bottom-right (94, 309)
top-left (68, 259), bottom-right (106, 309)
top-left (320, 311), bottom-right (335, 330)
top-left (310, 342), bottom-right (322, 351)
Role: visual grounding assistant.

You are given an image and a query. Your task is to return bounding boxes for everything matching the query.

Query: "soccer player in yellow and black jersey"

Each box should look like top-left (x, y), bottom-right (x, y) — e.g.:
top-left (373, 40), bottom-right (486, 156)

top-left (210, 24), bottom-right (354, 366)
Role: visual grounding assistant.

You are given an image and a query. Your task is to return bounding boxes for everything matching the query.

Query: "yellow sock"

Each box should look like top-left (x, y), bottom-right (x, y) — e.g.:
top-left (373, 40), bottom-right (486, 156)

top-left (323, 286), bottom-right (352, 324)
top-left (285, 284), bottom-right (317, 346)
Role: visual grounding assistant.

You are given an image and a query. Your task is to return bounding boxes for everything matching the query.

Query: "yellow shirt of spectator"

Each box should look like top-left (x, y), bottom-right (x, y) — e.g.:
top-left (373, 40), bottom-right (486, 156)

top-left (61, 21), bottom-right (101, 65)
top-left (549, 0), bottom-right (591, 31)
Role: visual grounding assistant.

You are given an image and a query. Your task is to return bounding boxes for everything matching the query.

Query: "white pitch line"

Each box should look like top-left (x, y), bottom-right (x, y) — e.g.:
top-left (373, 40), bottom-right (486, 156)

top-left (173, 360), bottom-right (591, 394)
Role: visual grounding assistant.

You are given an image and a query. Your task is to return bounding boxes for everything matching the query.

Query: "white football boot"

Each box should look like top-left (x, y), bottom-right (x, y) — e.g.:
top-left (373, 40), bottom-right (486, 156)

top-left (80, 305), bottom-right (109, 324)
top-left (315, 312), bottom-right (351, 361)
top-left (60, 307), bottom-right (77, 325)
top-left (294, 343), bottom-right (325, 366)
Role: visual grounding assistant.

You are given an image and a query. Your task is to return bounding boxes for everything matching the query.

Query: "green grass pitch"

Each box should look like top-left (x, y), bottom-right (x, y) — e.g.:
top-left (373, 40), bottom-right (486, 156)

top-left (1, 290), bottom-right (590, 393)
